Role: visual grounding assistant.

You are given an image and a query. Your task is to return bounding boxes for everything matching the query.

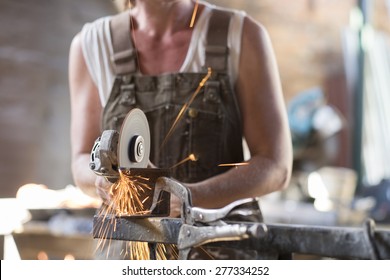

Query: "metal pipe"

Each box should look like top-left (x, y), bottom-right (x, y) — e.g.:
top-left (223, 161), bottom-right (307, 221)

top-left (353, 0), bottom-right (371, 191)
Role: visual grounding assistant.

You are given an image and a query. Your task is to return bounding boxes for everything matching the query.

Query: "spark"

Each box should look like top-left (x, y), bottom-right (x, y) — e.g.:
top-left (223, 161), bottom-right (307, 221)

top-left (161, 67), bottom-right (212, 149)
top-left (190, 0), bottom-right (199, 28)
top-left (95, 170), bottom-right (169, 260)
top-left (124, 242), bottom-right (168, 260)
top-left (166, 244), bottom-right (179, 259)
top-left (218, 162), bottom-right (250, 168)
top-left (170, 153), bottom-right (197, 169)
top-left (110, 169), bottom-right (151, 216)
top-left (199, 247), bottom-right (216, 260)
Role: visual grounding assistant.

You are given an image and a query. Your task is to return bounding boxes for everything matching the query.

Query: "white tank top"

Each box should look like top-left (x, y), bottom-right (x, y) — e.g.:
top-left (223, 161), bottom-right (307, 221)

top-left (80, 1), bottom-right (246, 107)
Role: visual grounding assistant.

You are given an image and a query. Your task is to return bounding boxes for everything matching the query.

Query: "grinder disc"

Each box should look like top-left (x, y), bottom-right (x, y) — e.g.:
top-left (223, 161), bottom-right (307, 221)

top-left (118, 108), bottom-right (150, 169)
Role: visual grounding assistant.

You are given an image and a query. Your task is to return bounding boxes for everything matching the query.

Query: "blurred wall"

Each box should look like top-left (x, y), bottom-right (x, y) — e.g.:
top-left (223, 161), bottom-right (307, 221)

top-left (0, 0), bottom-right (115, 197)
top-left (209, 0), bottom-right (354, 100)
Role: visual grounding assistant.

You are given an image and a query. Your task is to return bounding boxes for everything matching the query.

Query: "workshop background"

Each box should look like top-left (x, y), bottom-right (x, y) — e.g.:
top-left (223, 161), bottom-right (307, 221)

top-left (1, 0), bottom-right (390, 259)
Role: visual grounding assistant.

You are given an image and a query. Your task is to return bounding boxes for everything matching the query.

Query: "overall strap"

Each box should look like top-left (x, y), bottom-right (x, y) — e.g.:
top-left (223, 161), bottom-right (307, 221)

top-left (110, 11), bottom-right (137, 75)
top-left (205, 9), bottom-right (232, 72)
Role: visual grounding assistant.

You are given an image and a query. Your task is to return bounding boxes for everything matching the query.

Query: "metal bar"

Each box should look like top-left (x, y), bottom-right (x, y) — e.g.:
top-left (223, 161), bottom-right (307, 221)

top-left (354, 0), bottom-right (372, 190)
top-left (93, 216), bottom-right (390, 259)
top-left (219, 223), bottom-right (390, 259)
top-left (0, 235), bottom-right (4, 260)
top-left (261, 224), bottom-right (373, 259)
top-left (93, 216), bottom-right (181, 244)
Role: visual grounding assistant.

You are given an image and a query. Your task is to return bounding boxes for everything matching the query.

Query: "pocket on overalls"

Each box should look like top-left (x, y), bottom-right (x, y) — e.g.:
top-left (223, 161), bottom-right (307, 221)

top-left (188, 107), bottom-right (225, 181)
top-left (183, 79), bottom-right (227, 181)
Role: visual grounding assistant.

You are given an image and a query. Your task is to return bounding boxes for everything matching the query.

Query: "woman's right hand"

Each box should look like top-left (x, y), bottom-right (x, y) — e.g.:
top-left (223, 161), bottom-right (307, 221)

top-left (95, 176), bottom-right (113, 204)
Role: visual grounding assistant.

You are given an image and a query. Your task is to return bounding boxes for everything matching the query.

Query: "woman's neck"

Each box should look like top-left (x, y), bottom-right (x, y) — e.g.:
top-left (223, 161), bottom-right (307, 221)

top-left (130, 0), bottom-right (195, 36)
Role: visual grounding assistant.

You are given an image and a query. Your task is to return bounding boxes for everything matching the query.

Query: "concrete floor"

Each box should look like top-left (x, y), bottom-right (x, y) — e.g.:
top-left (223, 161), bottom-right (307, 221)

top-left (0, 0), bottom-right (116, 197)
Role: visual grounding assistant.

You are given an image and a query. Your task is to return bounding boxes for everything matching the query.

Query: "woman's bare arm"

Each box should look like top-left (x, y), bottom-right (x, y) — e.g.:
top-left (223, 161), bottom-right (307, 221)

top-left (69, 33), bottom-right (104, 198)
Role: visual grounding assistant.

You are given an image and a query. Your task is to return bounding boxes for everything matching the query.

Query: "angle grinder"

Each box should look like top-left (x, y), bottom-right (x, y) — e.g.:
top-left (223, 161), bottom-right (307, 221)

top-left (89, 108), bottom-right (170, 216)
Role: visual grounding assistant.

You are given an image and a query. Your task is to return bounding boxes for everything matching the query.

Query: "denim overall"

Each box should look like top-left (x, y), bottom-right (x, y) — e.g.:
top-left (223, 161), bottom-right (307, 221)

top-left (103, 9), bottom-right (243, 183)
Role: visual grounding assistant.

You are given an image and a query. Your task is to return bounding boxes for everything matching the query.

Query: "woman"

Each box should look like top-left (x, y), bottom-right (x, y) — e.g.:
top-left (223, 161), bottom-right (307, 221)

top-left (69, 0), bottom-right (291, 230)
